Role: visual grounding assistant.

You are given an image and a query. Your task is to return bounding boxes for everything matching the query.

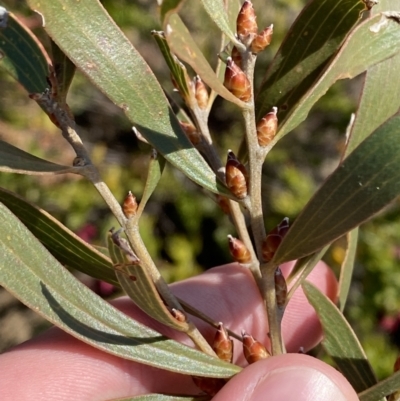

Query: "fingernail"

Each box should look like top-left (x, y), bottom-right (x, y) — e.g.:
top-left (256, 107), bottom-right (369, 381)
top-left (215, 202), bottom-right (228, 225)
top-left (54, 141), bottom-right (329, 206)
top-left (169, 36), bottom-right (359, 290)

top-left (251, 367), bottom-right (348, 401)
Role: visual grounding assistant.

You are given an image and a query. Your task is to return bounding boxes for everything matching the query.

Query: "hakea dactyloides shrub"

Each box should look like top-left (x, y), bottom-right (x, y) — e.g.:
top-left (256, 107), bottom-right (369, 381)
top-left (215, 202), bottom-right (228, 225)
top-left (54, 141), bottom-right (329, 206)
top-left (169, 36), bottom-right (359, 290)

top-left (2, 0), bottom-right (400, 400)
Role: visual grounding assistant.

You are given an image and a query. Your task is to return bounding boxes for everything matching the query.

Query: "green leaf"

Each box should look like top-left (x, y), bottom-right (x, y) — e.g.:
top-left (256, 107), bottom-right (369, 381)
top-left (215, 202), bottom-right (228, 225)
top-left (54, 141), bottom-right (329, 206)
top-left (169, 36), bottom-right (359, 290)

top-left (338, 228), bottom-right (358, 311)
top-left (115, 263), bottom-right (190, 332)
top-left (255, 0), bottom-right (366, 125)
top-left (164, 14), bottom-right (246, 108)
top-left (272, 114), bottom-right (400, 264)
top-left (286, 246), bottom-right (329, 303)
top-left (159, 0), bottom-right (185, 25)
top-left (136, 151), bottom-right (166, 217)
top-left (200, 0), bottom-right (242, 47)
top-left (0, 202), bottom-right (240, 378)
top-left (152, 31), bottom-right (192, 105)
top-left (276, 13), bottom-right (400, 139)
top-left (50, 39), bottom-right (76, 104)
top-left (0, 7), bottom-right (49, 93)
top-left (303, 281), bottom-right (377, 392)
top-left (26, 0), bottom-right (227, 196)
top-left (345, 0), bottom-right (400, 156)
top-left (109, 395), bottom-right (209, 401)
top-left (107, 230), bottom-right (189, 332)
top-left (0, 187), bottom-right (118, 286)
top-left (358, 371), bottom-right (400, 401)
top-left (209, 0), bottom-right (241, 109)
top-left (0, 139), bottom-right (77, 175)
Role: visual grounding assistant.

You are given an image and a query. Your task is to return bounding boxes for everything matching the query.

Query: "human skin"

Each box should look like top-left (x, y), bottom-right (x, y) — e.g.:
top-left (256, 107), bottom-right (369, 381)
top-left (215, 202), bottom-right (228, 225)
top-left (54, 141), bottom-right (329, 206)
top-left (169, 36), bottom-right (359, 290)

top-left (0, 262), bottom-right (358, 401)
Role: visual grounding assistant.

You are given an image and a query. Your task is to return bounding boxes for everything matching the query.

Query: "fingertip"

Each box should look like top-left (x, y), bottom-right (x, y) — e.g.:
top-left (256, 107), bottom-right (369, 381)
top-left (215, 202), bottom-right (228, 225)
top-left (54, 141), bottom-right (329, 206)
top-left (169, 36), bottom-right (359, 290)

top-left (213, 354), bottom-right (358, 401)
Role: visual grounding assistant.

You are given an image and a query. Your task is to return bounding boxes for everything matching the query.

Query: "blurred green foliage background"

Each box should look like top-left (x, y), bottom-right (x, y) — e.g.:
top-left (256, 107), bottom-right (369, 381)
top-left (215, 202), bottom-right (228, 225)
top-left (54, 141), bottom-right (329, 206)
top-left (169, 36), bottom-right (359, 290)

top-left (0, 0), bottom-right (400, 379)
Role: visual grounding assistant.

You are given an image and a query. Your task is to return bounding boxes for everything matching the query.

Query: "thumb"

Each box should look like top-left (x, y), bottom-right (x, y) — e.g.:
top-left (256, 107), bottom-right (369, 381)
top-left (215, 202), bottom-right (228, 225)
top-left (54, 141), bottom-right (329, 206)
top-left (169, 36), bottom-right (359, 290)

top-left (212, 354), bottom-right (359, 401)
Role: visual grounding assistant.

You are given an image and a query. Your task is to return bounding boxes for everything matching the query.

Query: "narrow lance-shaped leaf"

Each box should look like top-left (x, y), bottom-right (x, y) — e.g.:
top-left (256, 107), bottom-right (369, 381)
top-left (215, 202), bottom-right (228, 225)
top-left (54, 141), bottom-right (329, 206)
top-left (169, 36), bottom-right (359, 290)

top-left (275, 13), bottom-right (400, 140)
top-left (0, 139), bottom-right (77, 175)
top-left (200, 0), bottom-right (242, 47)
top-left (358, 371), bottom-right (400, 401)
top-left (136, 150), bottom-right (166, 217)
top-left (345, 0), bottom-right (400, 156)
top-left (303, 281), bottom-right (377, 392)
top-left (152, 31), bottom-right (192, 105)
top-left (272, 114), bottom-right (400, 265)
top-left (0, 187), bottom-right (118, 286)
top-left (26, 0), bottom-right (229, 196)
top-left (338, 228), bottom-right (358, 311)
top-left (0, 202), bottom-right (240, 378)
top-left (107, 232), bottom-right (189, 332)
top-left (255, 0), bottom-right (366, 125)
top-left (0, 7), bottom-right (49, 93)
top-left (50, 39), bottom-right (76, 105)
top-left (164, 14), bottom-right (246, 108)
top-left (159, 0), bottom-right (185, 25)
top-left (209, 0), bottom-right (241, 109)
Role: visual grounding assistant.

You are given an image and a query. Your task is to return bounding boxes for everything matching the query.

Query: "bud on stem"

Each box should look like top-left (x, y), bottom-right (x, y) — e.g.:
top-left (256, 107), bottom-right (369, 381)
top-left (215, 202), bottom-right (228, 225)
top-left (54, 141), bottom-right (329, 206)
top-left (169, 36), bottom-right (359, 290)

top-left (251, 24), bottom-right (273, 54)
top-left (212, 323), bottom-right (234, 363)
top-left (228, 235), bottom-right (251, 264)
top-left (225, 150), bottom-right (249, 199)
top-left (274, 267), bottom-right (287, 309)
top-left (242, 331), bottom-right (270, 364)
top-left (224, 57), bottom-right (251, 102)
top-left (237, 1), bottom-right (258, 38)
top-left (262, 217), bottom-right (289, 262)
top-left (123, 191), bottom-right (138, 218)
top-left (194, 76), bottom-right (209, 109)
top-left (179, 121), bottom-right (200, 145)
top-left (257, 107), bottom-right (278, 147)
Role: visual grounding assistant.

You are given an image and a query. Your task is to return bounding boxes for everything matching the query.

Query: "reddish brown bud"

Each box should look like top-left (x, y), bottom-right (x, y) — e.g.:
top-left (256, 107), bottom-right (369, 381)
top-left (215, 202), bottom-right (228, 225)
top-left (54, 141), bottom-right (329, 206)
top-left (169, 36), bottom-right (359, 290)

top-left (257, 107), bottom-right (278, 147)
top-left (171, 308), bottom-right (187, 323)
top-left (217, 195), bottom-right (231, 215)
top-left (179, 121), bottom-right (201, 145)
top-left (123, 191), bottom-right (138, 218)
top-left (212, 323), bottom-right (234, 363)
top-left (262, 217), bottom-right (289, 262)
top-left (225, 150), bottom-right (248, 199)
top-left (194, 76), bottom-right (208, 109)
top-left (242, 331), bottom-right (269, 364)
top-left (231, 46), bottom-right (242, 68)
top-left (228, 235), bottom-right (251, 264)
top-left (237, 0), bottom-right (258, 38)
top-left (192, 376), bottom-right (226, 396)
top-left (224, 58), bottom-right (251, 102)
top-left (274, 267), bottom-right (287, 309)
top-left (251, 24), bottom-right (273, 54)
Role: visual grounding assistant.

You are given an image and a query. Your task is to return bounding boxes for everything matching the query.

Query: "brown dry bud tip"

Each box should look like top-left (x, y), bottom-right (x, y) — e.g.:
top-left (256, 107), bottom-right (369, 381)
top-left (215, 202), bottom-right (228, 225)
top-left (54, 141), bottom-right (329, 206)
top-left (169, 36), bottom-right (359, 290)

top-left (251, 24), bottom-right (273, 54)
top-left (179, 121), bottom-right (200, 145)
top-left (122, 191), bottom-right (138, 218)
top-left (224, 57), bottom-right (251, 102)
top-left (237, 0), bottom-right (258, 38)
top-left (217, 195), bottom-right (231, 215)
top-left (231, 46), bottom-right (242, 68)
top-left (171, 308), bottom-right (186, 323)
top-left (274, 267), bottom-right (287, 309)
top-left (242, 331), bottom-right (269, 364)
top-left (257, 106), bottom-right (278, 147)
top-left (262, 217), bottom-right (289, 261)
top-left (225, 150), bottom-right (248, 199)
top-left (194, 76), bottom-right (208, 109)
top-left (212, 323), bottom-right (234, 363)
top-left (192, 376), bottom-right (226, 396)
top-left (228, 235), bottom-right (251, 264)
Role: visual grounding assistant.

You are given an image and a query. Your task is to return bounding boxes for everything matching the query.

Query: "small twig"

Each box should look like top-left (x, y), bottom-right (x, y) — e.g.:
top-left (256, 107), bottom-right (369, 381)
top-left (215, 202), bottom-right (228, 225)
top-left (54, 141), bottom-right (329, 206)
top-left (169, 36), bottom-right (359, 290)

top-left (34, 90), bottom-right (216, 357)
